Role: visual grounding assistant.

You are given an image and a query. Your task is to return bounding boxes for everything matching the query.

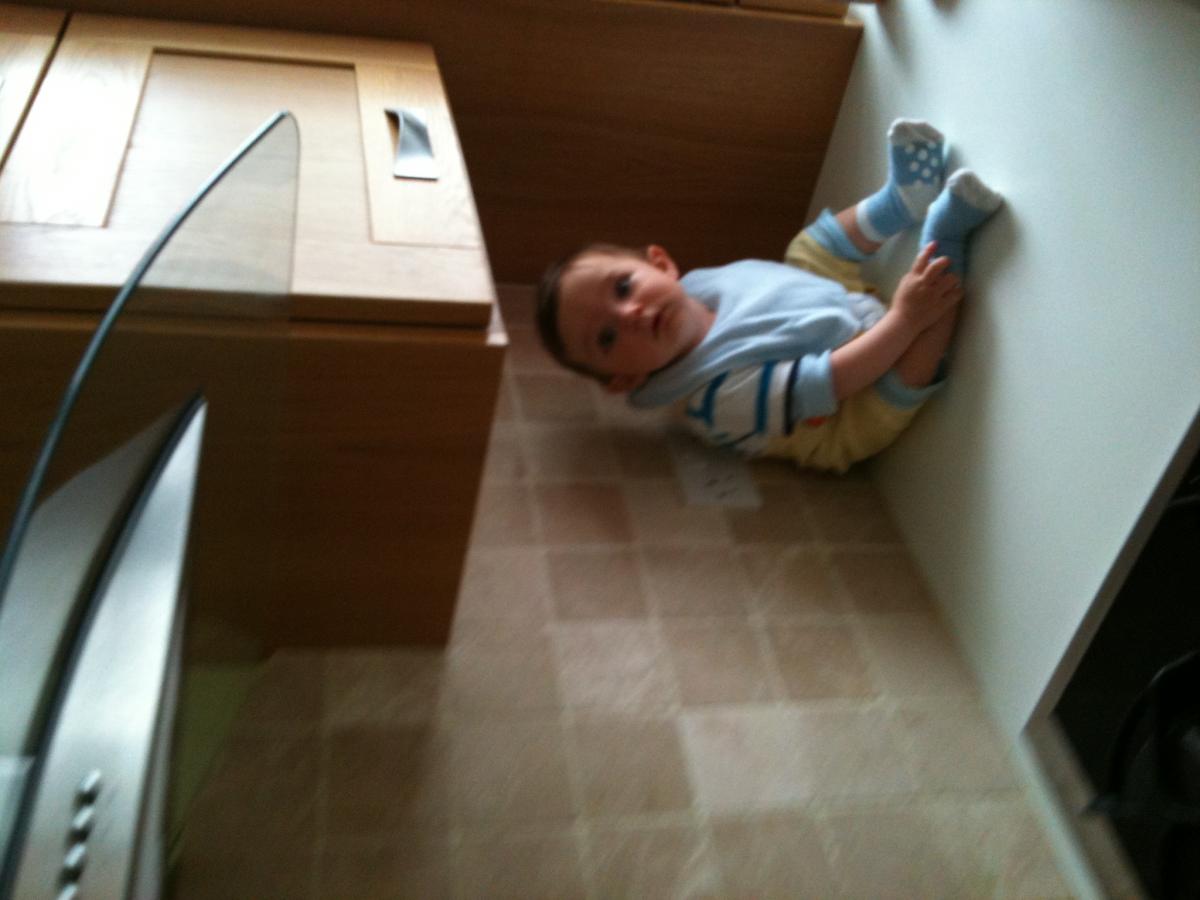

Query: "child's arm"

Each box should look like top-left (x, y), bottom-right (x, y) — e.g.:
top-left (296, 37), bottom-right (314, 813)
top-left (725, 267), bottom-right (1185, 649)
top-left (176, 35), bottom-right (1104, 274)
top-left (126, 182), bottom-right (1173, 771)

top-left (829, 242), bottom-right (961, 401)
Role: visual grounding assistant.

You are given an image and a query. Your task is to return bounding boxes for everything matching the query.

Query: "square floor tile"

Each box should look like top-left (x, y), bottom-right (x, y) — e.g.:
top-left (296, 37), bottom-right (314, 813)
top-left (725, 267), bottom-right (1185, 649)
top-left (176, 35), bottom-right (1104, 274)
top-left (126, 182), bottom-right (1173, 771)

top-left (456, 827), bottom-right (587, 899)
top-left (547, 547), bottom-right (649, 619)
top-left (455, 547), bottom-right (553, 622)
top-left (805, 480), bottom-right (902, 544)
top-left (766, 622), bottom-right (877, 700)
top-left (185, 729), bottom-right (320, 854)
top-left (661, 619), bottom-right (776, 705)
top-left (324, 723), bottom-right (451, 832)
top-left (324, 648), bottom-right (446, 726)
top-left (514, 372), bottom-right (598, 423)
top-left (723, 482), bottom-right (815, 545)
top-left (610, 425), bottom-right (677, 478)
top-left (551, 622), bottom-right (677, 715)
top-left (821, 798), bottom-right (1070, 899)
top-left (710, 813), bottom-right (841, 898)
top-left (235, 650), bottom-right (325, 728)
top-left (586, 824), bottom-right (722, 898)
top-left (680, 707), bottom-right (917, 814)
top-left (930, 798), bottom-right (1071, 898)
top-left (820, 805), bottom-right (973, 898)
top-left (640, 546), bottom-right (753, 616)
top-left (623, 478), bottom-right (734, 545)
top-left (754, 547), bottom-right (848, 617)
top-left (535, 483), bottom-right (634, 544)
top-left (471, 484), bottom-right (537, 547)
top-left (678, 708), bottom-right (813, 813)
top-left (320, 832), bottom-right (452, 900)
top-left (895, 703), bottom-right (1019, 792)
top-left (442, 634), bottom-right (561, 718)
top-left (859, 614), bottom-right (978, 698)
top-left (522, 424), bottom-right (621, 481)
top-left (172, 850), bottom-right (317, 900)
top-left (832, 547), bottom-right (937, 614)
top-left (568, 716), bottom-right (694, 815)
top-left (446, 718), bottom-right (576, 825)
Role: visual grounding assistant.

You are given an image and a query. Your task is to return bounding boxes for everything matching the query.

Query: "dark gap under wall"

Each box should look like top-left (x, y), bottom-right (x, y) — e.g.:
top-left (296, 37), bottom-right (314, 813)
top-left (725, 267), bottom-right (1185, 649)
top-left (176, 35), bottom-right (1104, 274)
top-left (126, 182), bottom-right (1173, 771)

top-left (1055, 446), bottom-right (1200, 898)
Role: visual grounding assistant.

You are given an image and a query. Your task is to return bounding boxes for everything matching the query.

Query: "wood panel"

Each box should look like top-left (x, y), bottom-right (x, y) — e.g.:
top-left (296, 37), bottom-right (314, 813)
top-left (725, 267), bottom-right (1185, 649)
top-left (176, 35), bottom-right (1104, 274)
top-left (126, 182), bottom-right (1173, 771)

top-left (0, 25), bottom-right (496, 327)
top-left (1, 0), bottom-right (862, 283)
top-left (5, 11), bottom-right (437, 234)
top-left (267, 321), bottom-right (504, 646)
top-left (0, 310), bottom-right (504, 650)
top-left (740, 0), bottom-right (848, 15)
top-left (0, 6), bottom-right (65, 166)
top-left (0, 229), bottom-right (496, 327)
top-left (67, 12), bottom-right (437, 68)
top-left (0, 16), bottom-right (505, 652)
top-left (0, 39), bottom-right (149, 224)
top-left (435, 0), bottom-right (861, 278)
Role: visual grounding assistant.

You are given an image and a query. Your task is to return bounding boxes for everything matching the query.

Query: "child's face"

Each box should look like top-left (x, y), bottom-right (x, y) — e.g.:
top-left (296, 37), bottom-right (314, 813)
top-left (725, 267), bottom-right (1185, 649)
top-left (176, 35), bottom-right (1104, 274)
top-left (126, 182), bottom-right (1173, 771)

top-left (557, 246), bottom-right (715, 393)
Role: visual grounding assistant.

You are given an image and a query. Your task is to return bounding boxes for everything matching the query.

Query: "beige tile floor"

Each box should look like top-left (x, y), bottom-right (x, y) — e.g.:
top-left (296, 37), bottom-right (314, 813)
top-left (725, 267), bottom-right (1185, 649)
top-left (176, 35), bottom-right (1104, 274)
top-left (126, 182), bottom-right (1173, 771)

top-left (173, 287), bottom-right (1074, 899)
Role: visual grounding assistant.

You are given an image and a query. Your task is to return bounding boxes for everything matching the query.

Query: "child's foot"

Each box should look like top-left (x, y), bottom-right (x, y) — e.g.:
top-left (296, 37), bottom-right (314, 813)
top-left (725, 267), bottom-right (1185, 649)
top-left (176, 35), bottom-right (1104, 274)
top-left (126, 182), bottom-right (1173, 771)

top-left (857, 118), bottom-right (947, 243)
top-left (919, 169), bottom-right (1004, 275)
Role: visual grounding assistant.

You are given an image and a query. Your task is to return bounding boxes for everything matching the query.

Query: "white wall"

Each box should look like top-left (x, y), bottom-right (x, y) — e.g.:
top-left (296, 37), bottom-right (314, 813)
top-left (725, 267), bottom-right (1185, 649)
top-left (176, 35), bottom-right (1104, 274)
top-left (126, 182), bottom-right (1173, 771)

top-left (806, 0), bottom-right (1200, 739)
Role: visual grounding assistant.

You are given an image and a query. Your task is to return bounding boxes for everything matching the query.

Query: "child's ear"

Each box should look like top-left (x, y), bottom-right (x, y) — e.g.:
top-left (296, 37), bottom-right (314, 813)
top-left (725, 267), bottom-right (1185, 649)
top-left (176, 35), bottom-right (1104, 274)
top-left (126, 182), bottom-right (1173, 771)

top-left (605, 373), bottom-right (647, 394)
top-left (644, 244), bottom-right (680, 279)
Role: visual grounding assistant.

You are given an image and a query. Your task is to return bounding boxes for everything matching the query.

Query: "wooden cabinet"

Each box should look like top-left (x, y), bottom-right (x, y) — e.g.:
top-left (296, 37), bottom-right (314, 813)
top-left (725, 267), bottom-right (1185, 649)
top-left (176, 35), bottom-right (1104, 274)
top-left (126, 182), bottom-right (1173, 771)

top-left (2, 1), bottom-right (863, 284)
top-left (0, 13), bottom-right (503, 652)
top-left (0, 6), bottom-right (64, 164)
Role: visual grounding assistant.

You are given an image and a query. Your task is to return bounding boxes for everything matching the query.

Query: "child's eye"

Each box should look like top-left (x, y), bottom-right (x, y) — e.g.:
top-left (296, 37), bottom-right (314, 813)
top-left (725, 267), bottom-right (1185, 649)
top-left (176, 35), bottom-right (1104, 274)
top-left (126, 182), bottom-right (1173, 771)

top-left (597, 325), bottom-right (617, 352)
top-left (614, 274), bottom-right (633, 299)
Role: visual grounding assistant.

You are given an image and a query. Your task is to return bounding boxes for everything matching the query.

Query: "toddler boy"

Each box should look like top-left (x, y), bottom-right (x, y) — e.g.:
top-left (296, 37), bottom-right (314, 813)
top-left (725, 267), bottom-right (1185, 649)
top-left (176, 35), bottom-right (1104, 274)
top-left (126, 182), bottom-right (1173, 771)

top-left (536, 120), bottom-right (1003, 472)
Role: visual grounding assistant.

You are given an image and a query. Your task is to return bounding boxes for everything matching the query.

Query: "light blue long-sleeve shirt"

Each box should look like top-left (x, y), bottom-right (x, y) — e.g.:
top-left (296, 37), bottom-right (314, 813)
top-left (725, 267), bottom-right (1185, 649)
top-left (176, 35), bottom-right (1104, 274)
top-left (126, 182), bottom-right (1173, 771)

top-left (628, 260), bottom-right (887, 451)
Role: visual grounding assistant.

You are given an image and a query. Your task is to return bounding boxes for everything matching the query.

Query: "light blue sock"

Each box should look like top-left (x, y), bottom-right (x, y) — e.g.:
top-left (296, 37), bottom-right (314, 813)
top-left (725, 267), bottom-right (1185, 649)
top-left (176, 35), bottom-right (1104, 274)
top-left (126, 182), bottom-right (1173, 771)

top-left (858, 119), bottom-right (947, 243)
top-left (919, 169), bottom-right (1004, 275)
top-left (806, 207), bottom-right (867, 262)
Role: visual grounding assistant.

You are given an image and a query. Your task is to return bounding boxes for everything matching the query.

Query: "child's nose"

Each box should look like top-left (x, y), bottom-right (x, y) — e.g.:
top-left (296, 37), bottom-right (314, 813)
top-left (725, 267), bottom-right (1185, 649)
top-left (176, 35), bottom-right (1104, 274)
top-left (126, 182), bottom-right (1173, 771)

top-left (618, 298), bottom-right (651, 329)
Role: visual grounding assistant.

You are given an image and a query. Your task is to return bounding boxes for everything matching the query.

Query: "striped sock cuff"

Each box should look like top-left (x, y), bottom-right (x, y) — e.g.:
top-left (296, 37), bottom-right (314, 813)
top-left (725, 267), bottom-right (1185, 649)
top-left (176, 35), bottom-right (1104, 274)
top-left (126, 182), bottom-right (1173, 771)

top-left (806, 208), bottom-right (867, 263)
top-left (861, 183), bottom-right (917, 242)
top-left (855, 200), bottom-right (886, 243)
top-left (875, 366), bottom-right (943, 410)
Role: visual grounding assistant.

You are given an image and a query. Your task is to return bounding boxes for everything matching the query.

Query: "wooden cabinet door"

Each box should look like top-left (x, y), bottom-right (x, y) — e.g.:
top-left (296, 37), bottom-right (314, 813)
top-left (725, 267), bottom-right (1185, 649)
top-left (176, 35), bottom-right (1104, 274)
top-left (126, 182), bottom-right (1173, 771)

top-left (0, 6), bottom-right (65, 167)
top-left (0, 14), bottom-right (494, 328)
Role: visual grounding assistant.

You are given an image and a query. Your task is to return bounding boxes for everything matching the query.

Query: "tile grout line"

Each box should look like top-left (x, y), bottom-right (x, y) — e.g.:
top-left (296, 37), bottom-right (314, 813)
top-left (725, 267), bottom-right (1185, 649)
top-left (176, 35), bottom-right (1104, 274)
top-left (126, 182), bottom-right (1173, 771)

top-left (629, 532), bottom-right (727, 893)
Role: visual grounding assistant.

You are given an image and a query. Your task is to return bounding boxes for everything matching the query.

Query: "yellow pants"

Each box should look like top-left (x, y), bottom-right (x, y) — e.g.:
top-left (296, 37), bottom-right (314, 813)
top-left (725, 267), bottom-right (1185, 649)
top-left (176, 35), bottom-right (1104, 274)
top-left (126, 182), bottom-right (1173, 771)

top-left (765, 230), bottom-right (925, 473)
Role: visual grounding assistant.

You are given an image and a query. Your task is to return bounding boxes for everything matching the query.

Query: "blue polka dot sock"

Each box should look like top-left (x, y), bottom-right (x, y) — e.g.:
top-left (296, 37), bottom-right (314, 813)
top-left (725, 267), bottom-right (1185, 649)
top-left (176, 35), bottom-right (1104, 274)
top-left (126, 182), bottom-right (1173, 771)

top-left (919, 169), bottom-right (1004, 275)
top-left (857, 119), bottom-right (947, 243)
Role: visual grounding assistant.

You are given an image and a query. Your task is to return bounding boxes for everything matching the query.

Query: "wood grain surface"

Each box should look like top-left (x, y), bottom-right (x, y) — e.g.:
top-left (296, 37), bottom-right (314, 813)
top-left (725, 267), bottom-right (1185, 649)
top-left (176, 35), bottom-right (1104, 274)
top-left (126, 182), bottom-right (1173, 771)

top-left (0, 0), bottom-right (861, 281)
top-left (0, 7), bottom-right (65, 167)
top-left (0, 310), bottom-right (504, 650)
top-left (0, 17), bottom-right (496, 327)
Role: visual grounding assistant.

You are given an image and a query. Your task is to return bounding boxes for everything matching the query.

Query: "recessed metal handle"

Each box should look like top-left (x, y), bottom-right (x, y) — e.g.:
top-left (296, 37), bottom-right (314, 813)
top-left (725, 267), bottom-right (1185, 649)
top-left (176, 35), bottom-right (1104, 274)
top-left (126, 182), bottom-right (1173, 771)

top-left (385, 106), bottom-right (437, 181)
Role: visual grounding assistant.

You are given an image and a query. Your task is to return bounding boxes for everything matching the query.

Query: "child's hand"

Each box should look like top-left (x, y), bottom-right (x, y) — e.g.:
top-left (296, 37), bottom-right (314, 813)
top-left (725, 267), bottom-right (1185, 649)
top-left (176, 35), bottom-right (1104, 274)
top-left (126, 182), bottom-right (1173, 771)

top-left (892, 242), bottom-right (963, 333)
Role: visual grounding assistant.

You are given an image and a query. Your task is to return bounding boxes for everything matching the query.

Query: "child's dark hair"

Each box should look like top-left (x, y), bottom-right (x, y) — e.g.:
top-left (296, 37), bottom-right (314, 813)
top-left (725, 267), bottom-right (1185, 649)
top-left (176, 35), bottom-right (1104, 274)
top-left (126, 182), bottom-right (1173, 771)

top-left (535, 242), bottom-right (647, 382)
